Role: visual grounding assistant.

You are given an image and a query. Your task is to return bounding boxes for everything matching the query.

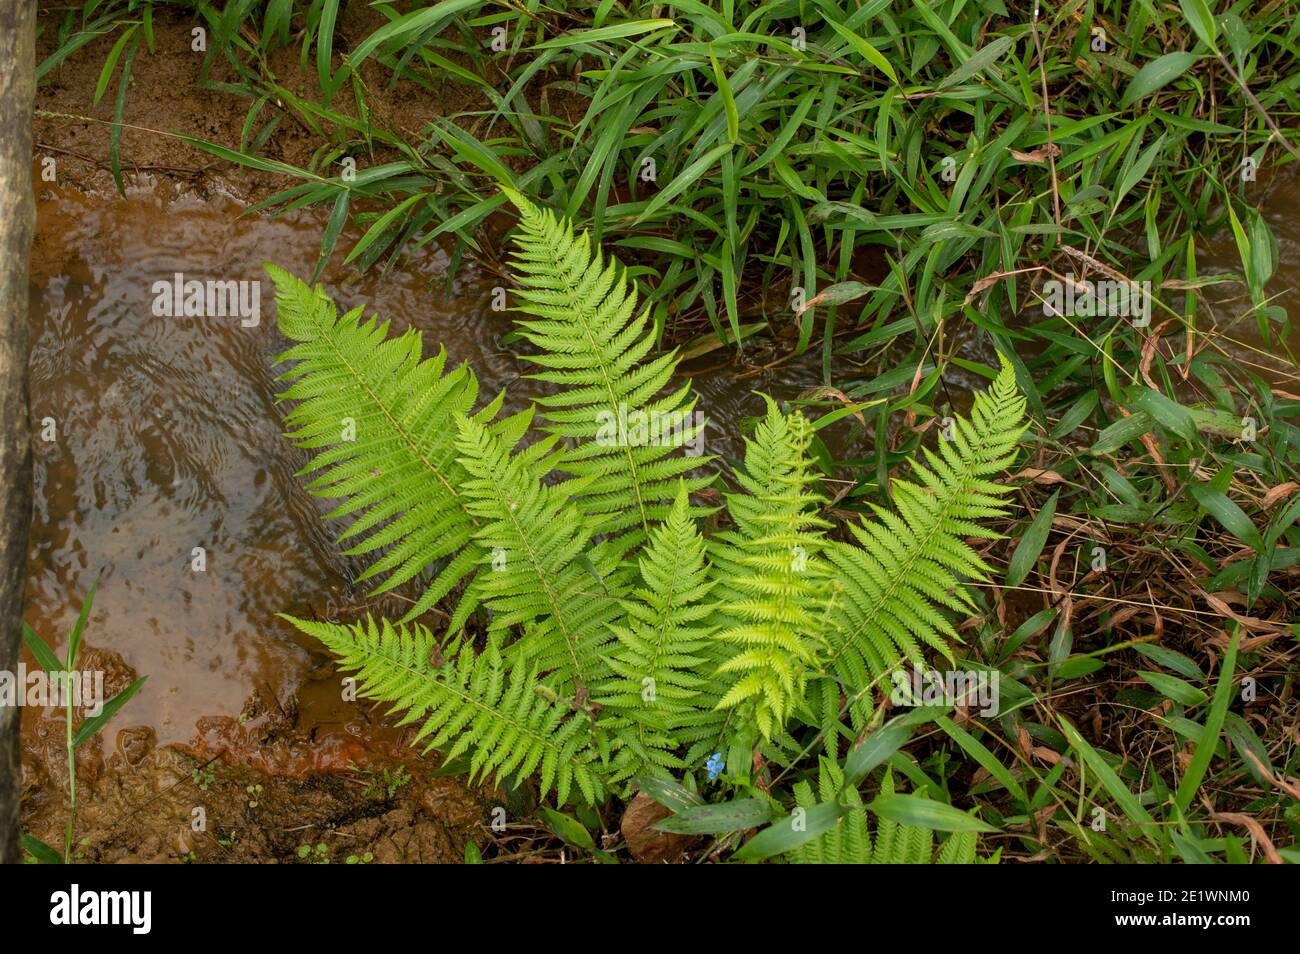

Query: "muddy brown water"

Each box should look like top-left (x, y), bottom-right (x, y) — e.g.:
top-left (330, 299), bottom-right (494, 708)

top-left (1177, 167), bottom-right (1300, 384)
top-left (22, 178), bottom-right (847, 779)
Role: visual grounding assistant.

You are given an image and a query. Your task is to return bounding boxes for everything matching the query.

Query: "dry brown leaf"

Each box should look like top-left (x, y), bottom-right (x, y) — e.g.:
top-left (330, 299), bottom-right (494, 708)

top-left (1261, 482), bottom-right (1299, 509)
top-left (1210, 811), bottom-right (1283, 864)
top-left (1201, 590), bottom-right (1291, 634)
top-left (620, 793), bottom-right (694, 864)
top-left (1012, 467), bottom-right (1066, 485)
top-left (1010, 143), bottom-right (1062, 164)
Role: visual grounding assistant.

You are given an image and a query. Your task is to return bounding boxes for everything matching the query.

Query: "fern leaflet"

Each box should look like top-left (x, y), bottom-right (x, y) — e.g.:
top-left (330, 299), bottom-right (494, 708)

top-left (284, 615), bottom-right (604, 805)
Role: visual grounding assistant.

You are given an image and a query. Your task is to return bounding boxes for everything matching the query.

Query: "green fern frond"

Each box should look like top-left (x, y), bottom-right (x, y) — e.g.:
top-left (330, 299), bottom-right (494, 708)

top-left (822, 359), bottom-right (1027, 729)
top-left (787, 763), bottom-right (992, 863)
top-left (710, 398), bottom-right (834, 740)
top-left (787, 759), bottom-right (871, 864)
top-left (283, 615), bottom-right (605, 805)
top-left (501, 189), bottom-right (712, 550)
top-left (267, 264), bottom-right (528, 624)
top-left (594, 483), bottom-right (724, 778)
top-left (453, 413), bottom-right (627, 693)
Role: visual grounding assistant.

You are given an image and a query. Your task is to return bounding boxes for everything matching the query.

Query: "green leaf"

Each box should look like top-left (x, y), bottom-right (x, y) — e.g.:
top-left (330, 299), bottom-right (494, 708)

top-left (1132, 643), bottom-right (1205, 682)
top-left (1178, 0), bottom-right (1219, 53)
top-left (804, 281), bottom-right (875, 311)
top-left (22, 623), bottom-right (62, 674)
top-left (936, 715), bottom-right (1028, 805)
top-left (343, 195), bottom-right (424, 265)
top-left (317, 0), bottom-right (342, 101)
top-left (1090, 411), bottom-right (1154, 455)
top-left (1137, 671), bottom-right (1208, 707)
top-left (1005, 490), bottom-right (1057, 588)
top-left (1174, 628), bottom-right (1238, 815)
top-left (312, 190), bottom-right (350, 284)
top-left (826, 20), bottom-right (899, 85)
top-left (72, 677), bottom-right (146, 748)
top-left (93, 25), bottom-right (138, 105)
top-left (1054, 655), bottom-right (1105, 679)
top-left (176, 133), bottom-right (326, 181)
top-left (1002, 607), bottom-right (1057, 658)
top-left (1219, 13), bottom-right (1249, 70)
top-left (66, 577), bottom-right (100, 670)
top-left (539, 807), bottom-right (596, 852)
top-left (1059, 717), bottom-right (1159, 844)
top-left (709, 49), bottom-right (739, 145)
top-left (867, 794), bottom-right (997, 833)
top-left (1128, 388), bottom-right (1197, 442)
top-left (1172, 831), bottom-right (1215, 864)
top-left (1051, 390), bottom-right (1098, 439)
top-left (1188, 484), bottom-right (1265, 552)
top-left (533, 19), bottom-right (677, 50)
top-left (732, 801), bottom-right (850, 862)
top-left (1111, 134), bottom-right (1167, 217)
top-left (937, 35), bottom-right (1014, 89)
top-left (634, 143), bottom-right (733, 224)
top-left (37, 19), bottom-right (114, 82)
top-left (348, 0), bottom-right (481, 66)
top-left (1223, 713), bottom-right (1273, 784)
top-left (108, 34), bottom-right (140, 197)
top-left (437, 123), bottom-right (517, 186)
top-left (842, 718), bottom-right (915, 788)
top-left (634, 775), bottom-right (705, 815)
top-left (1121, 52), bottom-right (1199, 107)
top-left (652, 797), bottom-right (772, 835)
top-left (21, 833), bottom-right (63, 864)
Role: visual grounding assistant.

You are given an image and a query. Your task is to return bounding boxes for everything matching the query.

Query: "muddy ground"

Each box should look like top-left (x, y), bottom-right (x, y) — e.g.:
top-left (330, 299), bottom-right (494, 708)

top-left (33, 2), bottom-right (493, 200)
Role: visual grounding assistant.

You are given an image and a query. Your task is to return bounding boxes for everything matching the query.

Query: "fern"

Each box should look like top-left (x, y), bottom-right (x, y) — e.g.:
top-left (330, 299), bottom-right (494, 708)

top-left (453, 411), bottom-right (626, 694)
top-left (710, 398), bottom-right (834, 740)
top-left (285, 615), bottom-right (604, 805)
top-left (502, 188), bottom-right (710, 551)
top-left (821, 360), bottom-right (1027, 733)
top-left (786, 762), bottom-right (995, 864)
top-left (266, 191), bottom-right (1026, 844)
top-left (595, 483), bottom-right (723, 778)
top-left (267, 264), bottom-right (528, 626)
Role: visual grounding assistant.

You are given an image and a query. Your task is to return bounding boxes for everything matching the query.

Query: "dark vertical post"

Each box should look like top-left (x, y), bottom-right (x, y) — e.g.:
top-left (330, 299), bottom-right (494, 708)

top-left (0, 0), bottom-right (37, 864)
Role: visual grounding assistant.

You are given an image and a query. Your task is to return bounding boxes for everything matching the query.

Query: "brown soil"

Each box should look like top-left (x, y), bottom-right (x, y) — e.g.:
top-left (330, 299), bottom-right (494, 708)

top-left (34, 2), bottom-right (490, 202)
top-left (25, 729), bottom-right (485, 864)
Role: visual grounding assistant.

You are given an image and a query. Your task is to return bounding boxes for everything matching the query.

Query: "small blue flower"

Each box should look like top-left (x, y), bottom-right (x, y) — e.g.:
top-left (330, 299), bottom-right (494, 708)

top-left (706, 752), bottom-right (725, 781)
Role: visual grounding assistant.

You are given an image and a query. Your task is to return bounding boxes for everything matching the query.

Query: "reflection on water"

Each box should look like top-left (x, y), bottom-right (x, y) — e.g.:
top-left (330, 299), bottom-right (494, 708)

top-left (1194, 168), bottom-right (1300, 383)
top-left (23, 180), bottom-right (847, 763)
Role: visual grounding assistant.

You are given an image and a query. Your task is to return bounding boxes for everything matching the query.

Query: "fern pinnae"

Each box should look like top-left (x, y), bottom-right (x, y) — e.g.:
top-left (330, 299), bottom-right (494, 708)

top-left (786, 763), bottom-right (991, 864)
top-left (501, 188), bottom-right (710, 549)
top-left (711, 398), bottom-right (834, 740)
top-left (595, 483), bottom-right (723, 777)
top-left (268, 264), bottom-right (505, 624)
top-left (452, 412), bottom-right (626, 694)
top-left (822, 359), bottom-right (1027, 722)
top-left (283, 614), bottom-right (604, 805)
